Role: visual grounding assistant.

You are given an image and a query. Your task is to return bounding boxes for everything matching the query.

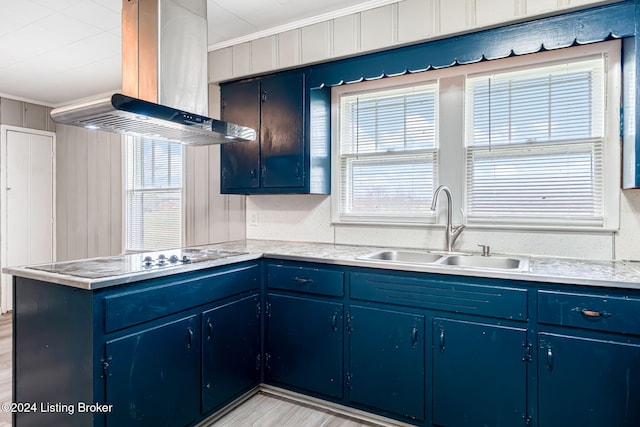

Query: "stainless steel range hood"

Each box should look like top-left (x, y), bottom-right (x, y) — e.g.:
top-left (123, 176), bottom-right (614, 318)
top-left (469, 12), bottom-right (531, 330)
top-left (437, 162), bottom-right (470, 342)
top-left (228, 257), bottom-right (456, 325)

top-left (50, 93), bottom-right (256, 145)
top-left (50, 0), bottom-right (256, 145)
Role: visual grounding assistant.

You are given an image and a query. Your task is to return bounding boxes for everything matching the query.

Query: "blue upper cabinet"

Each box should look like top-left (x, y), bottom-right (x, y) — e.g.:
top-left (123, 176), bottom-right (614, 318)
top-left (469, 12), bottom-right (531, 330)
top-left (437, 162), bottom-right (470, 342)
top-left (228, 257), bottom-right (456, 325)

top-left (219, 79), bottom-right (261, 190)
top-left (220, 71), bottom-right (331, 194)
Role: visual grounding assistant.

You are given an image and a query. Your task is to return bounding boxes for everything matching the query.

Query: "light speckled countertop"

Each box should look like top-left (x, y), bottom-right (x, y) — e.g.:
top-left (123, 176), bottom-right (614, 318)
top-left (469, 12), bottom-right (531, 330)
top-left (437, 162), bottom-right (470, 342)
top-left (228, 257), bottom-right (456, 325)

top-left (5, 239), bottom-right (640, 291)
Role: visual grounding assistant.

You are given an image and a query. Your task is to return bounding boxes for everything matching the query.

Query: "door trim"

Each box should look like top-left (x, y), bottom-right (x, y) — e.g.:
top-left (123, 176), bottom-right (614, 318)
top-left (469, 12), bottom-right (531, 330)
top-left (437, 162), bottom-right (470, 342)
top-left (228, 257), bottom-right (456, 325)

top-left (0, 125), bottom-right (56, 314)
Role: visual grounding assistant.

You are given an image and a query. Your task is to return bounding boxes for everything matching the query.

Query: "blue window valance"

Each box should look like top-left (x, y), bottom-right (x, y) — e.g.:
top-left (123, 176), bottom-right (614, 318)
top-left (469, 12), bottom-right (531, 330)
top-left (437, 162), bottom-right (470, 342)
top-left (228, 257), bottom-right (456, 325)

top-left (307, 1), bottom-right (637, 88)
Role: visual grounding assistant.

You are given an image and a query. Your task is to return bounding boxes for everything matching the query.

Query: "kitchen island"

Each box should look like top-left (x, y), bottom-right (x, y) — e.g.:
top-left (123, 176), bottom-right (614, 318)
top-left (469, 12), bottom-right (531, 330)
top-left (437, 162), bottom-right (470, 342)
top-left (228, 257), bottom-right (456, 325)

top-left (6, 240), bottom-right (640, 426)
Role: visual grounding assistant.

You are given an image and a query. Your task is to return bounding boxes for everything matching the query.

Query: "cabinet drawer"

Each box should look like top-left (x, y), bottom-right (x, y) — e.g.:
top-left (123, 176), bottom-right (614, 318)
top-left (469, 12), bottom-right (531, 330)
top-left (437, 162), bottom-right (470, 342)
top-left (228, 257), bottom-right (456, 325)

top-left (538, 290), bottom-right (640, 335)
top-left (267, 263), bottom-right (344, 297)
top-left (104, 263), bottom-right (260, 333)
top-left (350, 272), bottom-right (528, 321)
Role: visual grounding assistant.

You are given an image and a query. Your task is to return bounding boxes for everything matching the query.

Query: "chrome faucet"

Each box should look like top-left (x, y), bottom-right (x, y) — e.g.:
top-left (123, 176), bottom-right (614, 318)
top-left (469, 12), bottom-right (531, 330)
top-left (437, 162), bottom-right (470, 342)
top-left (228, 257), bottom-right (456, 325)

top-left (430, 185), bottom-right (465, 252)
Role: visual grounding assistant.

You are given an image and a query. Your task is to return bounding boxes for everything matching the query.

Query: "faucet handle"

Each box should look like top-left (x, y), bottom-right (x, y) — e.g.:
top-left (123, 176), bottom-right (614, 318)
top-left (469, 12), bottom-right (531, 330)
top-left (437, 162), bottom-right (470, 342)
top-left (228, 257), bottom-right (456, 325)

top-left (477, 244), bottom-right (490, 257)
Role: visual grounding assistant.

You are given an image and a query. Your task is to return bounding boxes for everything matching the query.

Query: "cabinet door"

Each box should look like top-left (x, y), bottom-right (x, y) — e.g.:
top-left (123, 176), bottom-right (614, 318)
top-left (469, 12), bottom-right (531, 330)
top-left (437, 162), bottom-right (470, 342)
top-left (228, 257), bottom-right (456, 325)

top-left (260, 72), bottom-right (305, 189)
top-left (266, 293), bottom-right (343, 398)
top-left (105, 315), bottom-right (200, 427)
top-left (433, 318), bottom-right (527, 427)
top-left (538, 332), bottom-right (640, 427)
top-left (349, 305), bottom-right (425, 421)
top-left (201, 294), bottom-right (261, 414)
top-left (220, 79), bottom-right (261, 190)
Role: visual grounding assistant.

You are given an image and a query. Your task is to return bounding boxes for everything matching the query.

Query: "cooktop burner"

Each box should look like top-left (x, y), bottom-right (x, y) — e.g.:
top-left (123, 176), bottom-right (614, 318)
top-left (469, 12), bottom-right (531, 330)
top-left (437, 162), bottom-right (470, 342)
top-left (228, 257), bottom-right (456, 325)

top-left (27, 248), bottom-right (248, 279)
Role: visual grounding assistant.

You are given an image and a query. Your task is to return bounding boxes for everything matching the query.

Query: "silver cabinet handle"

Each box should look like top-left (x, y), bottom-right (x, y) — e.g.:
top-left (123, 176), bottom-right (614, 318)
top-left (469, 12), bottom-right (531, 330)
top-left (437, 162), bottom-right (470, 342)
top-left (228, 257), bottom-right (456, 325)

top-left (207, 319), bottom-right (213, 341)
top-left (293, 277), bottom-right (313, 285)
top-left (187, 327), bottom-right (194, 349)
top-left (546, 346), bottom-right (554, 370)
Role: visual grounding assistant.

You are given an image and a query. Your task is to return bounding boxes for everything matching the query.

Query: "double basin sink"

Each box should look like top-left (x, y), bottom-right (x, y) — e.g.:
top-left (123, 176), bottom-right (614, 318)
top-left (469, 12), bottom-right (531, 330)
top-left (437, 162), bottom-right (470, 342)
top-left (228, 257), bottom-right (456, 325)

top-left (358, 250), bottom-right (529, 272)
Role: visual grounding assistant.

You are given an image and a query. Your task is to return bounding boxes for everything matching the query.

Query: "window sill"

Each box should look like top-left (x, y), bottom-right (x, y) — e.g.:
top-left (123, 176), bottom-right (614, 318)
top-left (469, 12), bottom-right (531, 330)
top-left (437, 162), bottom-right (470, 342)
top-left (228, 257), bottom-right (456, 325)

top-left (330, 220), bottom-right (617, 234)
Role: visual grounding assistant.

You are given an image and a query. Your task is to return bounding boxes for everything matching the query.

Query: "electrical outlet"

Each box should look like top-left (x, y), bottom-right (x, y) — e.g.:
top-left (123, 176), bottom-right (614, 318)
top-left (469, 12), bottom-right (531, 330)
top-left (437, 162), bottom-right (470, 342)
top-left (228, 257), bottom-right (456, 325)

top-left (249, 212), bottom-right (258, 226)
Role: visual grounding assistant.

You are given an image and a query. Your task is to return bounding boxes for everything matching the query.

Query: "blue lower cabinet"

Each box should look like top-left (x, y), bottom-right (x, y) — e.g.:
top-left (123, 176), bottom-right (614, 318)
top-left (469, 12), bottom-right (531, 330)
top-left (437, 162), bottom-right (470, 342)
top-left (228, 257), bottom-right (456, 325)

top-left (432, 318), bottom-right (528, 427)
top-left (105, 315), bottom-right (201, 427)
top-left (348, 305), bottom-right (425, 422)
top-left (17, 258), bottom-right (640, 427)
top-left (538, 332), bottom-right (640, 427)
top-left (265, 293), bottom-right (343, 398)
top-left (201, 294), bottom-right (261, 414)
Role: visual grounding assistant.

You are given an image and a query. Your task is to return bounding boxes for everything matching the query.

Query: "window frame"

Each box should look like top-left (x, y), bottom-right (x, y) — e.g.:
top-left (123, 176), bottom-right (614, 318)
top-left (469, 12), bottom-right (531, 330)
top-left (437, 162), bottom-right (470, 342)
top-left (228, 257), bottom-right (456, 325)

top-left (462, 41), bottom-right (620, 231)
top-left (330, 40), bottom-right (621, 231)
top-left (123, 136), bottom-right (186, 252)
top-left (331, 72), bottom-right (444, 226)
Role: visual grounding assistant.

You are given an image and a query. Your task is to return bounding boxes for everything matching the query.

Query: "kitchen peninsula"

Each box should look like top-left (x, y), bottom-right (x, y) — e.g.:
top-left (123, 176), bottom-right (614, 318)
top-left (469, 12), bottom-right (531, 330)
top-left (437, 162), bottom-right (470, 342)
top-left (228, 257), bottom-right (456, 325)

top-left (6, 240), bottom-right (640, 427)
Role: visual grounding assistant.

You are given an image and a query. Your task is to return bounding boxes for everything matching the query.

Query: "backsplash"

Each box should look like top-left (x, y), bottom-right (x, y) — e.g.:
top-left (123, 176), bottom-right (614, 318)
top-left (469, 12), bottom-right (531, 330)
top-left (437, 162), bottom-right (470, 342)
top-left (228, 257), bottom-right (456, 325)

top-left (245, 192), bottom-right (640, 261)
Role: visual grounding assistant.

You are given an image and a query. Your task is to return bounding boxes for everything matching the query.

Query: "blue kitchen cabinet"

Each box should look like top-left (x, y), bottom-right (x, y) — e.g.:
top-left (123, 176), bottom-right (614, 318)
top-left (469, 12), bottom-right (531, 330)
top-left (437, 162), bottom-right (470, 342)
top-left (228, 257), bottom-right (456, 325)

top-left (219, 79), bottom-right (261, 190)
top-left (265, 293), bottom-right (343, 398)
top-left (220, 71), bottom-right (330, 194)
top-left (12, 262), bottom-right (261, 427)
top-left (260, 72), bottom-right (305, 189)
top-left (537, 289), bottom-right (640, 426)
top-left (102, 262), bottom-right (261, 426)
top-left (15, 253), bottom-right (640, 427)
top-left (538, 333), bottom-right (640, 427)
top-left (105, 314), bottom-right (201, 427)
top-left (201, 293), bottom-right (261, 414)
top-left (348, 305), bottom-right (425, 422)
top-left (349, 269), bottom-right (530, 425)
top-left (432, 318), bottom-right (528, 427)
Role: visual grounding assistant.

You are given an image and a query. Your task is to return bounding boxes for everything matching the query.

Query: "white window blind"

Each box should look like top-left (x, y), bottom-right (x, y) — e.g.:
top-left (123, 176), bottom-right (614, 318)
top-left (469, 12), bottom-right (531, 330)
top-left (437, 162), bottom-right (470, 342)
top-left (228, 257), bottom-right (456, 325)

top-left (126, 138), bottom-right (183, 251)
top-left (465, 57), bottom-right (606, 225)
top-left (338, 83), bottom-right (439, 222)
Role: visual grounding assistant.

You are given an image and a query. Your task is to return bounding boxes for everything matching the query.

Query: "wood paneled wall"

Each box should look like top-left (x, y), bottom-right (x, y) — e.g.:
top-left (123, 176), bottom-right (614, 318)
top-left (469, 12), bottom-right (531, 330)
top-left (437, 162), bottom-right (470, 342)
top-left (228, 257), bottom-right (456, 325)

top-left (183, 145), bottom-right (246, 246)
top-left (55, 125), bottom-right (123, 261)
top-left (208, 0), bottom-right (621, 83)
top-left (184, 85), bottom-right (246, 247)
top-left (0, 97), bottom-right (55, 132)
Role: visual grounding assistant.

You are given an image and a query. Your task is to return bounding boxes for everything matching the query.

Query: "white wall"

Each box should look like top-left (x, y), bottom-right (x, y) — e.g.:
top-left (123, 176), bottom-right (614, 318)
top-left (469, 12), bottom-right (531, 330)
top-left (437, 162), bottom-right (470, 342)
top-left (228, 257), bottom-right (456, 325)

top-left (208, 0), bottom-right (640, 261)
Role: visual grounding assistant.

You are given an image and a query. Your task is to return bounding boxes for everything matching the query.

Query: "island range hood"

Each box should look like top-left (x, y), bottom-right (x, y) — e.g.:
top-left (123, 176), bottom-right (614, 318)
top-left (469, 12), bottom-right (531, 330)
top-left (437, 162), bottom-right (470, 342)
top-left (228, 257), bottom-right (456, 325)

top-left (50, 0), bottom-right (256, 145)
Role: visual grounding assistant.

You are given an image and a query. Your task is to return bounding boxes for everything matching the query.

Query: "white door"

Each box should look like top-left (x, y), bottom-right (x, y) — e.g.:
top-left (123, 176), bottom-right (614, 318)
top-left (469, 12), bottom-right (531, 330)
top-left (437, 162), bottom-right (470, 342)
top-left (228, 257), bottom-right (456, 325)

top-left (1, 126), bottom-right (55, 313)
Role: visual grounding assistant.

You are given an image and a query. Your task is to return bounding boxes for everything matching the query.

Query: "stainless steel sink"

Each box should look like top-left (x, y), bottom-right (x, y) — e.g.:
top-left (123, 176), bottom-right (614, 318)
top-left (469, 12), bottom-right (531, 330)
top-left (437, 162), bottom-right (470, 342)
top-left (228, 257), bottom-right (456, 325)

top-left (358, 251), bottom-right (443, 264)
top-left (437, 254), bottom-right (528, 271)
top-left (357, 250), bottom-right (529, 272)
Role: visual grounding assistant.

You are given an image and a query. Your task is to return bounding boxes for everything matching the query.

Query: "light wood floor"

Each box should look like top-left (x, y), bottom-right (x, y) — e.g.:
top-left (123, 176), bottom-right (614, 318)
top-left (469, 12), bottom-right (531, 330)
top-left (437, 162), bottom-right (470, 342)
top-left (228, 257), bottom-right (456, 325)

top-left (0, 312), bottom-right (11, 427)
top-left (207, 393), bottom-right (377, 427)
top-left (0, 313), bottom-right (380, 427)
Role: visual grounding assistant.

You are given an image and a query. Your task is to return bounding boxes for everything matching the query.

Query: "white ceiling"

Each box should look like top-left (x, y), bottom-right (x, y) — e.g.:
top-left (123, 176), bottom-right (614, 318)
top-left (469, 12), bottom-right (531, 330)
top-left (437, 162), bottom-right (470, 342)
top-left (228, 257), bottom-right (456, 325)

top-left (0, 0), bottom-right (382, 107)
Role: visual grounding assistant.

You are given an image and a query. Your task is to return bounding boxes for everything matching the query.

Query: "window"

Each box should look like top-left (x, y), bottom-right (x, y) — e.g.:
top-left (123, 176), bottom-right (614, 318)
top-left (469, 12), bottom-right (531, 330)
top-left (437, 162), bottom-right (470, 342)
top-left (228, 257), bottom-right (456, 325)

top-left (332, 40), bottom-right (620, 229)
top-left (126, 138), bottom-right (183, 251)
top-left (465, 58), bottom-right (607, 226)
top-left (334, 81), bottom-right (439, 223)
